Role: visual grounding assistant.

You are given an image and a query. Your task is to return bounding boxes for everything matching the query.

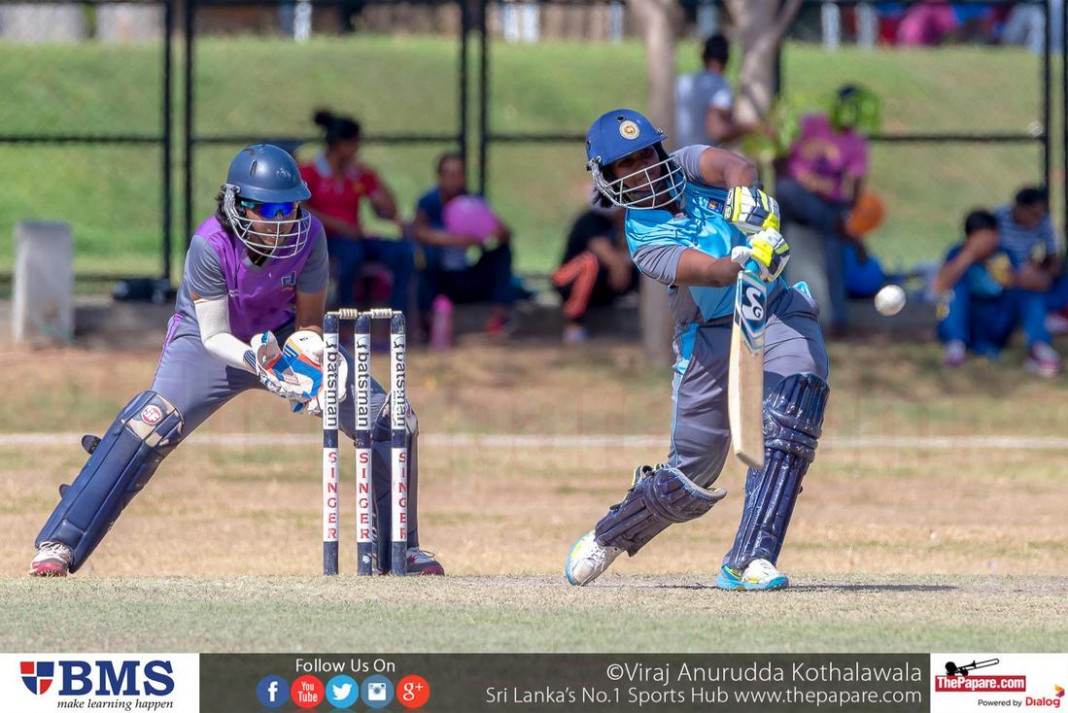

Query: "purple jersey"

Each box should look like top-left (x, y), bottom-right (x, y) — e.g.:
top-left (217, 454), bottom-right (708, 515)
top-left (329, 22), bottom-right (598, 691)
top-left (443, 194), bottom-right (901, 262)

top-left (171, 215), bottom-right (328, 343)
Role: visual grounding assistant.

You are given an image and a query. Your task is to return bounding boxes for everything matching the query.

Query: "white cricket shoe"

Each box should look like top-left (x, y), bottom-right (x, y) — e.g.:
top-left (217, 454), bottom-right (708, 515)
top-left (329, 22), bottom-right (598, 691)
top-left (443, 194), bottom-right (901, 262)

top-left (716, 558), bottom-right (789, 591)
top-left (29, 541), bottom-right (73, 577)
top-left (565, 531), bottom-right (623, 586)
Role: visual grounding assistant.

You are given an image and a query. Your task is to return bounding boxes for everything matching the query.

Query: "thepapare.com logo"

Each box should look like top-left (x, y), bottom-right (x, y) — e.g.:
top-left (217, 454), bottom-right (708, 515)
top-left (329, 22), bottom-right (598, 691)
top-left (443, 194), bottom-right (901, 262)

top-left (20, 659), bottom-right (175, 698)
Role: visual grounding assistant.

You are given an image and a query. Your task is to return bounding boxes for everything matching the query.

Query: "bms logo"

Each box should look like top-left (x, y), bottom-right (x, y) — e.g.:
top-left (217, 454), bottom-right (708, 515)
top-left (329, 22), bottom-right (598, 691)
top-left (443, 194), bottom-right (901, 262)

top-left (20, 661), bottom-right (54, 695)
top-left (18, 660), bottom-right (175, 696)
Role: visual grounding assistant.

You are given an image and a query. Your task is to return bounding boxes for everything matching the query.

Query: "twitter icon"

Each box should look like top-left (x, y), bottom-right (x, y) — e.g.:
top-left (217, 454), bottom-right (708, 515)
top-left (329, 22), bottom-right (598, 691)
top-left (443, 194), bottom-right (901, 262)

top-left (325, 674), bottom-right (360, 709)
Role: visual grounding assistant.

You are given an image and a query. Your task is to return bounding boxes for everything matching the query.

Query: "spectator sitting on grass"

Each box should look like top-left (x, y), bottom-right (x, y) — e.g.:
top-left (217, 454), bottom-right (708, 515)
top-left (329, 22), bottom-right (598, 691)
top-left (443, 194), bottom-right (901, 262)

top-left (551, 190), bottom-right (639, 344)
top-left (298, 109), bottom-right (414, 315)
top-left (932, 209), bottom-right (1059, 376)
top-left (994, 186), bottom-right (1068, 373)
top-left (411, 152), bottom-right (517, 336)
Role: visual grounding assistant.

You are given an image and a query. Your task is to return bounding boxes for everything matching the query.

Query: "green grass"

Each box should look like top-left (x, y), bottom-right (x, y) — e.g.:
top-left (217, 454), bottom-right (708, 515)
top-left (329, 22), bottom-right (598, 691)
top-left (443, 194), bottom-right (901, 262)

top-left (1, 575), bottom-right (1064, 652)
top-left (0, 37), bottom-right (1051, 278)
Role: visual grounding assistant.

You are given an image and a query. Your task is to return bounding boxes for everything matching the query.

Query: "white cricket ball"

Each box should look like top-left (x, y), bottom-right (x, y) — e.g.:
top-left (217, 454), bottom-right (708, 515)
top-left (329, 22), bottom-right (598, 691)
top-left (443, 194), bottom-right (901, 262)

top-left (874, 284), bottom-right (907, 317)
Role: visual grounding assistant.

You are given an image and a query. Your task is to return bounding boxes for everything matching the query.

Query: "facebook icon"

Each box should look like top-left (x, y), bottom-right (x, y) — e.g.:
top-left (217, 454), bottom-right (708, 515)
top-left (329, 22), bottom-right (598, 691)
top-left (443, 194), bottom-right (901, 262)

top-left (256, 675), bottom-right (288, 709)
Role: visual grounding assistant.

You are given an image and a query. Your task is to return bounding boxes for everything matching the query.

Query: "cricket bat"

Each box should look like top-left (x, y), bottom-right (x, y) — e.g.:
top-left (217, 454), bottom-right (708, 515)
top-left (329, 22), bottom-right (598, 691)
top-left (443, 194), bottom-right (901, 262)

top-left (728, 262), bottom-right (767, 470)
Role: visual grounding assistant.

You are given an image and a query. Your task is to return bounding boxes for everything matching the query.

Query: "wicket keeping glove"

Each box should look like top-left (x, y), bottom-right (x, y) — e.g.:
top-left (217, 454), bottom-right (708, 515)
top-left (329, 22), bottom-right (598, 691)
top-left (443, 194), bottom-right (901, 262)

top-left (731, 228), bottom-right (790, 282)
top-left (249, 331), bottom-right (312, 404)
top-left (278, 331), bottom-right (349, 417)
top-left (723, 186), bottom-right (781, 235)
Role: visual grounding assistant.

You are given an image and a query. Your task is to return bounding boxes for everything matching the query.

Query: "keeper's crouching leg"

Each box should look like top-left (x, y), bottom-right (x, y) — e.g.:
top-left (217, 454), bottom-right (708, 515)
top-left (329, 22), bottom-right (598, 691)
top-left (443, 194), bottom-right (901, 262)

top-left (33, 391), bottom-right (183, 574)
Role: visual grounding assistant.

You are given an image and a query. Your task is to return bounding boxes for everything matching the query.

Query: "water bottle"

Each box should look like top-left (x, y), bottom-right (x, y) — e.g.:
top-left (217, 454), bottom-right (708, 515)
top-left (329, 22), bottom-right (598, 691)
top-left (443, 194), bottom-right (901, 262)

top-left (430, 295), bottom-right (453, 350)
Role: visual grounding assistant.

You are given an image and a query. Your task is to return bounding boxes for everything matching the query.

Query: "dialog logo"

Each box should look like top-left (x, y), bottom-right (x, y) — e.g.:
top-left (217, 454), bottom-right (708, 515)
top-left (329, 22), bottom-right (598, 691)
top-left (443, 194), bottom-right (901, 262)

top-left (361, 674), bottom-right (394, 709)
top-left (256, 674), bottom-right (288, 709)
top-left (326, 674), bottom-right (360, 709)
top-left (20, 661), bottom-right (54, 695)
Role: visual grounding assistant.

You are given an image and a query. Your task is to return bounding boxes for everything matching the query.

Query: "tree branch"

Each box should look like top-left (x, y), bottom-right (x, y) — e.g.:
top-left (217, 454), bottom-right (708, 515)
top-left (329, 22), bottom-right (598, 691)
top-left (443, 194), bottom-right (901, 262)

top-left (771, 0), bottom-right (804, 42)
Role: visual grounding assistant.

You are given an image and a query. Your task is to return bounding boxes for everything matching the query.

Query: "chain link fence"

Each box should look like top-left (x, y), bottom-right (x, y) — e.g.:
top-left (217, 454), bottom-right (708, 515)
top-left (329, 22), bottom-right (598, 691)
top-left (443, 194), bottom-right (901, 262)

top-left (0, 0), bottom-right (1058, 284)
top-left (0, 0), bottom-right (173, 285)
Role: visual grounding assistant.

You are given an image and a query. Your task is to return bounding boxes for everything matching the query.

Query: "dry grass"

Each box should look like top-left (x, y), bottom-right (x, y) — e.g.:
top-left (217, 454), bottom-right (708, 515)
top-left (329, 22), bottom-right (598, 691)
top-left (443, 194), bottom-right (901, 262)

top-left (2, 338), bottom-right (1067, 651)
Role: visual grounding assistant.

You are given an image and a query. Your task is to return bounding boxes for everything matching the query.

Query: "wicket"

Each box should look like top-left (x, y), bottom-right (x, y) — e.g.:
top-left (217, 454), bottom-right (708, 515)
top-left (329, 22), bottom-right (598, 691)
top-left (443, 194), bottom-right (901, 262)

top-left (322, 308), bottom-right (408, 576)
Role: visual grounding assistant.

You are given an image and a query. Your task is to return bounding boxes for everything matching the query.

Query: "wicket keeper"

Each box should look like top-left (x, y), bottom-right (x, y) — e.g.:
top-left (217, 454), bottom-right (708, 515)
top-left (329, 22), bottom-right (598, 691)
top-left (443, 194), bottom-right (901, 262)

top-left (29, 145), bottom-right (442, 577)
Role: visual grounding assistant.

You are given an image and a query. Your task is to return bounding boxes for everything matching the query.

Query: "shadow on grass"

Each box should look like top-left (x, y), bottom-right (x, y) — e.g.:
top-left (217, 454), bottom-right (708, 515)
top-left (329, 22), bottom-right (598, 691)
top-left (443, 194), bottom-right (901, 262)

top-left (599, 581), bottom-right (958, 593)
top-left (789, 583), bottom-right (957, 593)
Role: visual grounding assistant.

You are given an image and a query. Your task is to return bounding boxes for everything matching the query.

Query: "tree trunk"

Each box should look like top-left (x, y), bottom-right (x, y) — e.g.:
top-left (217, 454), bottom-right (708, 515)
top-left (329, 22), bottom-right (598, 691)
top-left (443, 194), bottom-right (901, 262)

top-left (724, 0), bottom-right (802, 124)
top-left (632, 0), bottom-right (680, 365)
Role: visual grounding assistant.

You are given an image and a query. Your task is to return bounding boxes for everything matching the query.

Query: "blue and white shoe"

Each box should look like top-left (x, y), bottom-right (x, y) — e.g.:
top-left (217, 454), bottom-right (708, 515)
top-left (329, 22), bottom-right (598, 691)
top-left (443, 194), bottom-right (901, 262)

top-left (565, 531), bottom-right (623, 586)
top-left (716, 558), bottom-right (789, 591)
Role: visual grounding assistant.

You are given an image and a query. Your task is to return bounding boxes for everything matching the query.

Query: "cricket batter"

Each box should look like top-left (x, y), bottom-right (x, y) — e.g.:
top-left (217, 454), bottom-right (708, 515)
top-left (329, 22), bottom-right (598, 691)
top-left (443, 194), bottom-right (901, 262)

top-left (29, 145), bottom-right (442, 577)
top-left (566, 110), bottom-right (830, 590)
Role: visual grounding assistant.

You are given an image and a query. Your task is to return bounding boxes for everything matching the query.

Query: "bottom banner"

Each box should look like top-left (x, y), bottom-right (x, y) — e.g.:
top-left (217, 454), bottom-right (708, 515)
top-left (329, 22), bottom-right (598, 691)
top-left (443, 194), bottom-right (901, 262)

top-left (200, 654), bottom-right (928, 712)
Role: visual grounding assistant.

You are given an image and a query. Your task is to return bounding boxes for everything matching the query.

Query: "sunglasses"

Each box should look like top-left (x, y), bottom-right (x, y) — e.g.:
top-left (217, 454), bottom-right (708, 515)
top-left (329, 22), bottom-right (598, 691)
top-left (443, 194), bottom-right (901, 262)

top-left (240, 200), bottom-right (297, 219)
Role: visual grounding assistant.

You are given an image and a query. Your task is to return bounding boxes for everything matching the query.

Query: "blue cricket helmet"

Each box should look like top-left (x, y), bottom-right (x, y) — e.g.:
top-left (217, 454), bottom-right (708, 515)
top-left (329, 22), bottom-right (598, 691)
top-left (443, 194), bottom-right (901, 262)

top-left (585, 109), bottom-right (685, 210)
top-left (221, 144), bottom-right (312, 259)
top-left (585, 109), bottom-right (666, 167)
top-left (225, 144), bottom-right (311, 203)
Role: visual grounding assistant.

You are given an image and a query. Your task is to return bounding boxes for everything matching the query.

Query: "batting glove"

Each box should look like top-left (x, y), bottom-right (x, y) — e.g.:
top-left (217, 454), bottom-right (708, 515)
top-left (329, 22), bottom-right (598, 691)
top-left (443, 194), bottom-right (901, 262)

top-left (730, 228), bottom-right (790, 282)
top-left (723, 186), bottom-right (781, 235)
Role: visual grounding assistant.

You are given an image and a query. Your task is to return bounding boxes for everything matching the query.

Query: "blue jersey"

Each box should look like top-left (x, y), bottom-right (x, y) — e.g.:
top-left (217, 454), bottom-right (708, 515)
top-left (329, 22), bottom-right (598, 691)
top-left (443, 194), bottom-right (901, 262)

top-left (626, 145), bottom-right (783, 325)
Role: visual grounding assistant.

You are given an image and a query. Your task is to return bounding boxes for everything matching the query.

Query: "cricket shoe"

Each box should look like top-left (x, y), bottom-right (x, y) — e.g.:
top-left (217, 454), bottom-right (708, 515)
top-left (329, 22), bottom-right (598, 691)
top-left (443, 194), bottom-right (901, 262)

top-left (565, 531), bottom-right (623, 586)
top-left (1046, 310), bottom-right (1068, 336)
top-left (405, 548), bottom-right (445, 576)
top-left (1025, 342), bottom-right (1063, 378)
top-left (29, 541), bottom-right (73, 577)
top-left (942, 340), bottom-right (966, 369)
top-left (716, 559), bottom-right (789, 591)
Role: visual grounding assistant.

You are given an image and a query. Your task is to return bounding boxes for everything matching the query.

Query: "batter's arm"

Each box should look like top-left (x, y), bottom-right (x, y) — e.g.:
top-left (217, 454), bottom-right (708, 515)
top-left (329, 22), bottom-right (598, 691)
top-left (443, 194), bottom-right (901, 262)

top-left (697, 147), bottom-right (759, 188)
top-left (674, 248), bottom-right (742, 287)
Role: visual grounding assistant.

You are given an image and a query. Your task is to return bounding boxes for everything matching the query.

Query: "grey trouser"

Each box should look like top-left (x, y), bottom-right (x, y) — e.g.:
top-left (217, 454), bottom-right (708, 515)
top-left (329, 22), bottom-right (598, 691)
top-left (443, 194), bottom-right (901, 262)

top-left (151, 318), bottom-right (421, 547)
top-left (152, 319), bottom-right (387, 438)
top-left (667, 286), bottom-right (830, 487)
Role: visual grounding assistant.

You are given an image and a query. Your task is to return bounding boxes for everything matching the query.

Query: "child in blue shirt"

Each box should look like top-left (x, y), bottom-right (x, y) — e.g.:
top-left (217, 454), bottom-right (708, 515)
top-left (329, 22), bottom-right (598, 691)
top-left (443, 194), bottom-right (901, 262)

top-left (933, 209), bottom-right (1057, 375)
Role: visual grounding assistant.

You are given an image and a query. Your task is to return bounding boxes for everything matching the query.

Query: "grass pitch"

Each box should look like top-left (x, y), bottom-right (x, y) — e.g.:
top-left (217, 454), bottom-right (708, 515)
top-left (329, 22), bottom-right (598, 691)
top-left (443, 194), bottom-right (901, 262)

top-left (2, 575), bottom-right (1065, 653)
top-left (1, 338), bottom-right (1067, 652)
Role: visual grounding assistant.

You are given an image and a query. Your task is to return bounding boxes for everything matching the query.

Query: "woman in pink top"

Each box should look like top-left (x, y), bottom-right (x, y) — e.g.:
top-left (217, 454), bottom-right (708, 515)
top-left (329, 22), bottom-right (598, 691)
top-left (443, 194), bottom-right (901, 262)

top-left (776, 85), bottom-right (873, 332)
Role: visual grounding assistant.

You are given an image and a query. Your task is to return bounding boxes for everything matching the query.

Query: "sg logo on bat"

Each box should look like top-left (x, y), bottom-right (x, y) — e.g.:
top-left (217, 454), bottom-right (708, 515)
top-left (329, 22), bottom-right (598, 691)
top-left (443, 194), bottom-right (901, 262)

top-left (735, 271), bottom-right (767, 352)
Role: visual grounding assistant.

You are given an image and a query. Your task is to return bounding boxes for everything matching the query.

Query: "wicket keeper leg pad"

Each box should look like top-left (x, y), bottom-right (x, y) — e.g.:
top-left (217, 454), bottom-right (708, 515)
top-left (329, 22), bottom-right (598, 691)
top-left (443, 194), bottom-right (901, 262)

top-left (595, 465), bottom-right (727, 556)
top-left (36, 391), bottom-right (183, 572)
top-left (725, 373), bottom-right (829, 570)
